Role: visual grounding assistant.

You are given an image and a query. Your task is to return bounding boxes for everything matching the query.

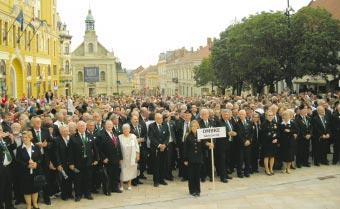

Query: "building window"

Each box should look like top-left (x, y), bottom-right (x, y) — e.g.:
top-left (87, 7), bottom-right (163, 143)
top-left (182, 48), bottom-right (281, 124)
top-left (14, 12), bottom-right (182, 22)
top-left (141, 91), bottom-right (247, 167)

top-left (36, 34), bottom-right (39, 52)
top-left (3, 22), bottom-right (8, 46)
top-left (88, 43), bottom-right (93, 53)
top-left (53, 65), bottom-right (57, 75)
top-left (65, 44), bottom-right (69, 55)
top-left (78, 71), bottom-right (83, 82)
top-left (47, 65), bottom-right (51, 76)
top-left (36, 64), bottom-right (41, 77)
top-left (100, 71), bottom-right (105, 81)
top-left (27, 63), bottom-right (31, 76)
top-left (27, 82), bottom-right (32, 98)
top-left (65, 61), bottom-right (70, 74)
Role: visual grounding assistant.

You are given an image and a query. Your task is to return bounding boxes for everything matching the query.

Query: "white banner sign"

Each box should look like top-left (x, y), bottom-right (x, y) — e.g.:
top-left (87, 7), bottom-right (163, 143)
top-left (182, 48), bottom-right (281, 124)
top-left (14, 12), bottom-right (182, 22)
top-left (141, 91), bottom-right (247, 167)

top-left (197, 127), bottom-right (226, 140)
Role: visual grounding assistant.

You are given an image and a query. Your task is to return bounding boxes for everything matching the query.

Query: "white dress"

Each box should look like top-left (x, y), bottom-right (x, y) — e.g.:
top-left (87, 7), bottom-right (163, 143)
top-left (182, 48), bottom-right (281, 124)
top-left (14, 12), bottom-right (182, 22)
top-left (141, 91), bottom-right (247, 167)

top-left (119, 134), bottom-right (140, 182)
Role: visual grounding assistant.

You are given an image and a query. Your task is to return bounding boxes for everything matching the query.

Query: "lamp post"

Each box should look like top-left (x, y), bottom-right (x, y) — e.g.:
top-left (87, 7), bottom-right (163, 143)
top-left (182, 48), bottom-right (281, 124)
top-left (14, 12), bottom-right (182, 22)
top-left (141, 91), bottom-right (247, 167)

top-left (285, 0), bottom-right (294, 90)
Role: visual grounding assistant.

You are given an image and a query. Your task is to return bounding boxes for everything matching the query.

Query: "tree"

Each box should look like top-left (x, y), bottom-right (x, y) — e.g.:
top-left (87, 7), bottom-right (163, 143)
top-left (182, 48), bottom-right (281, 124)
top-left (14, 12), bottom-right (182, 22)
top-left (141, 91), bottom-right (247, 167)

top-left (291, 7), bottom-right (340, 90)
top-left (193, 56), bottom-right (214, 87)
top-left (212, 12), bottom-right (289, 95)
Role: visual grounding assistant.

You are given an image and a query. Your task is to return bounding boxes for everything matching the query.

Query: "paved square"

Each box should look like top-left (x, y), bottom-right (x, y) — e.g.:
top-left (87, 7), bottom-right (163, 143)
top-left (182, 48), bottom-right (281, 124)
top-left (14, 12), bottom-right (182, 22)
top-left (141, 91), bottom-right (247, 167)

top-left (17, 164), bottom-right (340, 209)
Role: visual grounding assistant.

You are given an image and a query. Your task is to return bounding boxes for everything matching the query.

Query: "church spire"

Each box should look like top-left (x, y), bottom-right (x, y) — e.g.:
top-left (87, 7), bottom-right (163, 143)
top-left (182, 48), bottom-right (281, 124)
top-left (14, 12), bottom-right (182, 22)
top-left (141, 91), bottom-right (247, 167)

top-left (85, 9), bottom-right (95, 32)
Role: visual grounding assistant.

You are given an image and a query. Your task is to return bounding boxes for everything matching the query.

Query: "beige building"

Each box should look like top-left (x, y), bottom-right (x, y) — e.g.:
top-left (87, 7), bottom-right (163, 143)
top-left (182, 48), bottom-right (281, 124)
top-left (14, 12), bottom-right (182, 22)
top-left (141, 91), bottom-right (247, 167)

top-left (71, 10), bottom-right (130, 96)
top-left (159, 39), bottom-right (214, 96)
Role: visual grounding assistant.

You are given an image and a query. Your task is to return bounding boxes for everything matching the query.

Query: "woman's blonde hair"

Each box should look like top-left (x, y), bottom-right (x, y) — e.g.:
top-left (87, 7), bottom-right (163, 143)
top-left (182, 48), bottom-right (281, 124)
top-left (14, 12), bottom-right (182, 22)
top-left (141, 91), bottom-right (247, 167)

top-left (189, 120), bottom-right (200, 133)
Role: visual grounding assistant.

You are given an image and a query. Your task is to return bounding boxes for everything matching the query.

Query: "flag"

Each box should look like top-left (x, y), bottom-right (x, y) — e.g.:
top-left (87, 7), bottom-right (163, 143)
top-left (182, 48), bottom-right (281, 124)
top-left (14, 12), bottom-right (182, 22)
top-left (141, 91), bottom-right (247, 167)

top-left (27, 21), bottom-right (36, 33)
top-left (15, 10), bottom-right (24, 31)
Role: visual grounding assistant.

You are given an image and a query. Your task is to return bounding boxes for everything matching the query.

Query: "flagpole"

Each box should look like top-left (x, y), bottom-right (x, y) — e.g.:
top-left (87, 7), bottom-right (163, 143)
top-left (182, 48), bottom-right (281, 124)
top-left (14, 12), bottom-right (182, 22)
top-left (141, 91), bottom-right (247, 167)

top-left (28, 20), bottom-right (44, 47)
top-left (17, 20), bottom-right (32, 44)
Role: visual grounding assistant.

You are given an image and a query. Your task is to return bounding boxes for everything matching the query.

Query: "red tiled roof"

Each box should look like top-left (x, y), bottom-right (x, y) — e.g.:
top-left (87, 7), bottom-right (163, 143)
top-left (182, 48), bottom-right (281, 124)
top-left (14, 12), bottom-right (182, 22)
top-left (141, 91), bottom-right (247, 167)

top-left (308, 0), bottom-right (340, 20)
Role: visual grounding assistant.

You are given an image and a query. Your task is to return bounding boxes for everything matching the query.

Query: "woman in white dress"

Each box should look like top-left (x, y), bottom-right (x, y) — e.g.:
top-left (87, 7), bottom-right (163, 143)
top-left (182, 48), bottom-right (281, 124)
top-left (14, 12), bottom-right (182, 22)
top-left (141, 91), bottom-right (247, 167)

top-left (119, 124), bottom-right (140, 190)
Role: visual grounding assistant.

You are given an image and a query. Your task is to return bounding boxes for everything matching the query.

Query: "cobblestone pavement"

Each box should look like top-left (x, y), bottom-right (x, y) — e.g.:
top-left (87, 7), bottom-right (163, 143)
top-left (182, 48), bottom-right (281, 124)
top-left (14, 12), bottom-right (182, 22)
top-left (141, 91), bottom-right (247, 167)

top-left (16, 164), bottom-right (340, 209)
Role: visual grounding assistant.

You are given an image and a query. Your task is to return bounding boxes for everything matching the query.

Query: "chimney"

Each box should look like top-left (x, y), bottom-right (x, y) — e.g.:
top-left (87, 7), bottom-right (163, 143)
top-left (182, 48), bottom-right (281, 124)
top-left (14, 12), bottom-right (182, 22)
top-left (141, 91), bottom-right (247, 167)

top-left (207, 37), bottom-right (212, 48)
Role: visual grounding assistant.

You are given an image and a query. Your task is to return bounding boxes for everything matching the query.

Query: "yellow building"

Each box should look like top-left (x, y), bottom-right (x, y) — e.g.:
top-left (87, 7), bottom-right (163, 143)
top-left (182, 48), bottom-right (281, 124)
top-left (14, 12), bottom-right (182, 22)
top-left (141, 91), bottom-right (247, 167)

top-left (0, 0), bottom-right (61, 99)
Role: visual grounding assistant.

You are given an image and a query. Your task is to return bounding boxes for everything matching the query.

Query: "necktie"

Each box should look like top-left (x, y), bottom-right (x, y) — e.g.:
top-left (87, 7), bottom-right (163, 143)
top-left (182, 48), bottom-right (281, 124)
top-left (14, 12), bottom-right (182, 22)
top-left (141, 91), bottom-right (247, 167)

top-left (81, 134), bottom-right (87, 158)
top-left (321, 116), bottom-right (326, 129)
top-left (205, 121), bottom-right (208, 127)
top-left (111, 133), bottom-right (117, 146)
top-left (256, 124), bottom-right (259, 139)
top-left (135, 126), bottom-right (140, 137)
top-left (37, 130), bottom-right (41, 142)
top-left (1, 141), bottom-right (12, 163)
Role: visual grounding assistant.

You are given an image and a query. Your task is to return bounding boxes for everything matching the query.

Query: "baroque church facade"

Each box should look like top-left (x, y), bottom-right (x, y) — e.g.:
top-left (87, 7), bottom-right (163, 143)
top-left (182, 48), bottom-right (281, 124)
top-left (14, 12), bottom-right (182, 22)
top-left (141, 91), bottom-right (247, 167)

top-left (71, 10), bottom-right (131, 96)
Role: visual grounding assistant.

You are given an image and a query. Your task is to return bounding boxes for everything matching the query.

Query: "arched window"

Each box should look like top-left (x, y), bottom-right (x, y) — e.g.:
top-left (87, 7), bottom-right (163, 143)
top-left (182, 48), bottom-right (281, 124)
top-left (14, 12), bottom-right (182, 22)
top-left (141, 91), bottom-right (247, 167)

top-left (47, 65), bottom-right (51, 76)
top-left (78, 71), bottom-right (83, 82)
top-left (0, 60), bottom-right (6, 75)
top-left (100, 71), bottom-right (105, 81)
top-left (27, 63), bottom-right (31, 76)
top-left (65, 60), bottom-right (70, 74)
top-left (36, 64), bottom-right (41, 77)
top-left (88, 43), bottom-right (94, 53)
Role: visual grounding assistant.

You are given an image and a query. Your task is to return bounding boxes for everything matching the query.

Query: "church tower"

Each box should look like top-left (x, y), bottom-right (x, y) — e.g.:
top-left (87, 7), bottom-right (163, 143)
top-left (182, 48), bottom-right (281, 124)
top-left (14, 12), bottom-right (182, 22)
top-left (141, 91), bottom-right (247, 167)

top-left (84, 9), bottom-right (98, 56)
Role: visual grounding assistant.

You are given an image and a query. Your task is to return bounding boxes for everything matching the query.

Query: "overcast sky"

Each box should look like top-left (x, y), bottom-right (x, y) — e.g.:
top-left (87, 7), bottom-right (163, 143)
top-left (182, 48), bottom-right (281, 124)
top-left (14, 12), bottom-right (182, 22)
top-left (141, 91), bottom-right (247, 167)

top-left (57, 0), bottom-right (311, 70)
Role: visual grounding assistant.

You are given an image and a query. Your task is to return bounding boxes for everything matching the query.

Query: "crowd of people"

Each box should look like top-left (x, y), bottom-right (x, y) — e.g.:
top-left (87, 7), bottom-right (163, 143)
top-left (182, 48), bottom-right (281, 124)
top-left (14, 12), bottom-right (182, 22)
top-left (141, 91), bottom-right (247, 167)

top-left (0, 91), bottom-right (339, 209)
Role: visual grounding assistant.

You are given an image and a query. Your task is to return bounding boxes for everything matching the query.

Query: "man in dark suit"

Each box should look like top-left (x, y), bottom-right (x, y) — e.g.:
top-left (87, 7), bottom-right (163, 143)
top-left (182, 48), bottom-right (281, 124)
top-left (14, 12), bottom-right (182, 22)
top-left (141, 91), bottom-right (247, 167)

top-left (163, 111), bottom-right (176, 181)
top-left (148, 113), bottom-right (169, 187)
top-left (68, 121), bottom-right (99, 201)
top-left (53, 125), bottom-right (73, 201)
top-left (216, 109), bottom-right (235, 183)
top-left (97, 120), bottom-right (122, 195)
top-left (0, 127), bottom-right (16, 209)
top-left (311, 106), bottom-right (331, 166)
top-left (295, 104), bottom-right (312, 168)
top-left (130, 115), bottom-right (147, 185)
top-left (175, 110), bottom-right (192, 181)
top-left (250, 112), bottom-right (261, 173)
top-left (30, 116), bottom-right (53, 205)
top-left (198, 108), bottom-right (215, 182)
top-left (1, 113), bottom-right (12, 133)
top-left (110, 114), bottom-right (122, 136)
top-left (235, 110), bottom-right (253, 178)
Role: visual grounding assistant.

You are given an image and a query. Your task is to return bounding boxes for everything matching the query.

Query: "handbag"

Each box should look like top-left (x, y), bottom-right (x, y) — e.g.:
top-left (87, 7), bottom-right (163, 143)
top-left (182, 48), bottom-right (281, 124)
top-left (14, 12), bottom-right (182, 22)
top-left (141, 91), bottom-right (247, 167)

top-left (34, 174), bottom-right (47, 189)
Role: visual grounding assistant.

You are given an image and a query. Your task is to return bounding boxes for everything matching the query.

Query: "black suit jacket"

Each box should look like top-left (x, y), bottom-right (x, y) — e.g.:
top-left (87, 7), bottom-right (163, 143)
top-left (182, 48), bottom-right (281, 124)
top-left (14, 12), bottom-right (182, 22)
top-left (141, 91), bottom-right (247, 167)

top-left (0, 139), bottom-right (16, 166)
top-left (16, 145), bottom-right (42, 176)
top-left (68, 132), bottom-right (99, 168)
top-left (235, 119), bottom-right (254, 147)
top-left (30, 128), bottom-right (53, 164)
top-left (112, 125), bottom-right (122, 136)
top-left (311, 114), bottom-right (331, 141)
top-left (97, 129), bottom-right (122, 165)
top-left (1, 121), bottom-right (11, 133)
top-left (183, 132), bottom-right (204, 164)
top-left (295, 115), bottom-right (312, 140)
top-left (53, 136), bottom-right (70, 169)
top-left (148, 122), bottom-right (169, 150)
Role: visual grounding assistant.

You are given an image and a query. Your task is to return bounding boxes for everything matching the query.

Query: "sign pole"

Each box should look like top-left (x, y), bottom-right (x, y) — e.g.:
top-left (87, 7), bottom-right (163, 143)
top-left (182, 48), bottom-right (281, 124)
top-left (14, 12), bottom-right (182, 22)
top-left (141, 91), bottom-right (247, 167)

top-left (210, 138), bottom-right (215, 189)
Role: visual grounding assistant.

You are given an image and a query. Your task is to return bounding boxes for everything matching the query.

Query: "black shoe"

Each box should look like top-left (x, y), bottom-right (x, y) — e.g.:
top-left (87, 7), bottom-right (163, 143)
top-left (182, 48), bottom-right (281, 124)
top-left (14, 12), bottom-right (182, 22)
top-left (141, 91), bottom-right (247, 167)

top-left (226, 175), bottom-right (233, 180)
top-left (137, 180), bottom-right (144, 184)
top-left (139, 174), bottom-right (147, 179)
top-left (112, 189), bottom-right (122, 193)
top-left (195, 192), bottom-right (200, 197)
top-left (333, 161), bottom-right (338, 165)
top-left (252, 169), bottom-right (259, 173)
top-left (75, 196), bottom-right (81, 202)
top-left (154, 183), bottom-right (159, 187)
top-left (201, 178), bottom-right (206, 182)
top-left (85, 195), bottom-right (93, 200)
top-left (14, 200), bottom-right (22, 205)
top-left (296, 164), bottom-right (302, 168)
top-left (221, 179), bottom-right (228, 183)
top-left (322, 161), bottom-right (329, 165)
top-left (303, 163), bottom-right (311, 167)
top-left (290, 165), bottom-right (296, 170)
top-left (32, 207), bottom-right (39, 209)
top-left (314, 163), bottom-right (320, 166)
top-left (209, 177), bottom-right (213, 182)
top-left (44, 200), bottom-right (51, 205)
top-left (237, 174), bottom-right (244, 178)
top-left (190, 193), bottom-right (196, 197)
top-left (159, 181), bottom-right (168, 185)
top-left (61, 196), bottom-right (68, 201)
top-left (166, 176), bottom-right (174, 181)
top-left (91, 189), bottom-right (99, 194)
top-left (181, 178), bottom-right (188, 182)
top-left (244, 173), bottom-right (250, 178)
top-left (104, 192), bottom-right (111, 196)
